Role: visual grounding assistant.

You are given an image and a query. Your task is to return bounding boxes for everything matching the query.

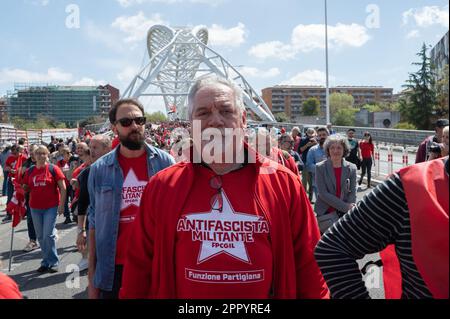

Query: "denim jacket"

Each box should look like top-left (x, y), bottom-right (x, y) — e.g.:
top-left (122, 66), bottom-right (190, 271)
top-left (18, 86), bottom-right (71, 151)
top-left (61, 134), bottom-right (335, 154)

top-left (87, 143), bottom-right (175, 291)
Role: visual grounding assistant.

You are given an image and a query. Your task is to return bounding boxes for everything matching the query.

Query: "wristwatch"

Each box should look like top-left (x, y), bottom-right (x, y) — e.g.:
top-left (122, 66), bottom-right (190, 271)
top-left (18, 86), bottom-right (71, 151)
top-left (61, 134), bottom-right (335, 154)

top-left (78, 228), bottom-right (86, 235)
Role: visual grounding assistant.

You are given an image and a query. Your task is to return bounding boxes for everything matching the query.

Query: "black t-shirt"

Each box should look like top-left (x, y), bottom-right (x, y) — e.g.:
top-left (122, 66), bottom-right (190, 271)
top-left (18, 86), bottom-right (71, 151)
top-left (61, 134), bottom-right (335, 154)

top-left (299, 137), bottom-right (314, 163)
top-left (346, 138), bottom-right (359, 163)
top-left (77, 166), bottom-right (90, 216)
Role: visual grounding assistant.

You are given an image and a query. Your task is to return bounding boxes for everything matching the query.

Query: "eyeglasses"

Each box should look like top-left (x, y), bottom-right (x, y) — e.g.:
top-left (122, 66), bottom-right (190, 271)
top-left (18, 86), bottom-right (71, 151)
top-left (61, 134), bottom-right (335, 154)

top-left (209, 175), bottom-right (223, 212)
top-left (116, 117), bottom-right (146, 127)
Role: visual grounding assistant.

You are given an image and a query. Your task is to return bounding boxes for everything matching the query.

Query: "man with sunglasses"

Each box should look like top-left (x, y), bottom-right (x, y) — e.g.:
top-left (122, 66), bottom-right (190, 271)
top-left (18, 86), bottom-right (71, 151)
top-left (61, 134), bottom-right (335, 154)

top-left (120, 75), bottom-right (328, 299)
top-left (87, 98), bottom-right (175, 299)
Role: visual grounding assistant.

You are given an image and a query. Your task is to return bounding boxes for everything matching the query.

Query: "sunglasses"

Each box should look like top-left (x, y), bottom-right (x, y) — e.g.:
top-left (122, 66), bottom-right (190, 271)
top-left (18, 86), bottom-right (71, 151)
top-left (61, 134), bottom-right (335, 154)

top-left (209, 175), bottom-right (223, 212)
top-left (116, 117), bottom-right (146, 127)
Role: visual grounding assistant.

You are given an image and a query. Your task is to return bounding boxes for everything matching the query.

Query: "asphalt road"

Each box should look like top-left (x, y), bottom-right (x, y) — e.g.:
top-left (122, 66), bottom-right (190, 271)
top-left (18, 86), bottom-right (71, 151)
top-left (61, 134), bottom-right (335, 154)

top-left (0, 184), bottom-right (384, 300)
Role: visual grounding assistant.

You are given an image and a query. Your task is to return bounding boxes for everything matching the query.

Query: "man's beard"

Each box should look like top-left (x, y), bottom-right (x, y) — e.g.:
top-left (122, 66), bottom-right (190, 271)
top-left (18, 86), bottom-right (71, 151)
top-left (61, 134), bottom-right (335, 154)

top-left (119, 130), bottom-right (145, 150)
top-left (319, 138), bottom-right (326, 146)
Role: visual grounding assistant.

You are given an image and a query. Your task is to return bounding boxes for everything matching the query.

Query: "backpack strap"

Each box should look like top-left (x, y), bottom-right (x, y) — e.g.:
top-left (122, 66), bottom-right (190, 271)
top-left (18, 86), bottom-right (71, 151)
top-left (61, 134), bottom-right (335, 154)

top-left (27, 164), bottom-right (56, 178)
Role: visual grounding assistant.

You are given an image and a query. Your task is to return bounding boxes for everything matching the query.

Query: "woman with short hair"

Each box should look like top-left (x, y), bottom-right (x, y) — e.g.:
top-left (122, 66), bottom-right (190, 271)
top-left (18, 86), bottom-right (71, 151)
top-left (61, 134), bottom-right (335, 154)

top-left (314, 134), bottom-right (357, 234)
top-left (22, 145), bottom-right (67, 273)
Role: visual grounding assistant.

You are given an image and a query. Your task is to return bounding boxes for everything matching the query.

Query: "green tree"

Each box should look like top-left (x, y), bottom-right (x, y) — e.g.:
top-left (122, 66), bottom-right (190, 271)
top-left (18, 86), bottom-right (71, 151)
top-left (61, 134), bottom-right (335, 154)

top-left (79, 115), bottom-right (106, 127)
top-left (361, 103), bottom-right (382, 113)
top-left (274, 112), bottom-right (289, 123)
top-left (394, 122), bottom-right (417, 130)
top-left (330, 92), bottom-right (355, 115)
top-left (434, 63), bottom-right (449, 119)
top-left (145, 111), bottom-right (167, 123)
top-left (302, 98), bottom-right (320, 116)
top-left (401, 43), bottom-right (438, 130)
top-left (333, 108), bottom-right (358, 126)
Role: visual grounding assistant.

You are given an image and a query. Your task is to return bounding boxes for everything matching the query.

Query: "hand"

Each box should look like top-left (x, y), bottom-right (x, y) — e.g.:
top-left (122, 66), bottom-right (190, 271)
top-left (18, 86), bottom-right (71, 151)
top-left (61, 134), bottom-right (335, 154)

top-left (77, 232), bottom-right (87, 252)
top-left (57, 205), bottom-right (65, 216)
top-left (88, 284), bottom-right (100, 299)
top-left (348, 203), bottom-right (356, 211)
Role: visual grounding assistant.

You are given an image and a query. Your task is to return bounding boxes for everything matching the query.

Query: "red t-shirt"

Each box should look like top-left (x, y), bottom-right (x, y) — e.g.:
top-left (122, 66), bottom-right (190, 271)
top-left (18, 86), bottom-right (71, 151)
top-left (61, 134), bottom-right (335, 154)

top-left (327, 167), bottom-right (342, 213)
top-left (175, 164), bottom-right (272, 298)
top-left (71, 162), bottom-right (88, 204)
top-left (0, 273), bottom-right (22, 299)
top-left (359, 141), bottom-right (374, 159)
top-left (112, 136), bottom-right (120, 149)
top-left (116, 152), bottom-right (149, 265)
top-left (24, 164), bottom-right (65, 210)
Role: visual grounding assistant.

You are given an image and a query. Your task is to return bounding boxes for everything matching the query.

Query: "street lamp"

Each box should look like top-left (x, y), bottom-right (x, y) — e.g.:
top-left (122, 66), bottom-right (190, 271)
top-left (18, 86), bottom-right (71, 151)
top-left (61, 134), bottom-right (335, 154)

top-left (325, 0), bottom-right (330, 124)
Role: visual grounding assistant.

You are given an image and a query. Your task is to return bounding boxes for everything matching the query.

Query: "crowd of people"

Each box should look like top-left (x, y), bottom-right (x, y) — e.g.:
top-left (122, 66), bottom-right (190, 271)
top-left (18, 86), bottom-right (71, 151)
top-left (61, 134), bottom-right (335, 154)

top-left (0, 74), bottom-right (447, 299)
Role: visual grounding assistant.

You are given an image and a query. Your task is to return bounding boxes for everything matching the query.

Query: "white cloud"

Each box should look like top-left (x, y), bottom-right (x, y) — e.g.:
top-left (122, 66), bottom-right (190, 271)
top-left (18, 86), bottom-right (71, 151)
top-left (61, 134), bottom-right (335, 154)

top-left (0, 67), bottom-right (73, 84)
top-left (72, 78), bottom-right (107, 86)
top-left (406, 30), bottom-right (420, 39)
top-left (281, 70), bottom-right (336, 86)
top-left (85, 22), bottom-right (123, 51)
top-left (403, 6), bottom-right (449, 28)
top-left (249, 23), bottom-right (370, 60)
top-left (116, 0), bottom-right (224, 7)
top-left (208, 23), bottom-right (247, 47)
top-left (239, 67), bottom-right (280, 79)
top-left (248, 41), bottom-right (295, 60)
top-left (112, 11), bottom-right (166, 43)
top-left (26, 0), bottom-right (50, 6)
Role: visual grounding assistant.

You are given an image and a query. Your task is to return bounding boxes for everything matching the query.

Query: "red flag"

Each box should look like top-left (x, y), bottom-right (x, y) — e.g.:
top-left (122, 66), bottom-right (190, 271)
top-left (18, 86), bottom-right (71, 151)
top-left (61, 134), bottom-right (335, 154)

top-left (6, 179), bottom-right (26, 228)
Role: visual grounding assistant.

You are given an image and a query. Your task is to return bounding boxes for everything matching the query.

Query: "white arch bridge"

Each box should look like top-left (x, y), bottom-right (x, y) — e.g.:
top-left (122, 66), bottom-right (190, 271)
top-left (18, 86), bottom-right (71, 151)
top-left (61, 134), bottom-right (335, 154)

top-left (121, 25), bottom-right (275, 122)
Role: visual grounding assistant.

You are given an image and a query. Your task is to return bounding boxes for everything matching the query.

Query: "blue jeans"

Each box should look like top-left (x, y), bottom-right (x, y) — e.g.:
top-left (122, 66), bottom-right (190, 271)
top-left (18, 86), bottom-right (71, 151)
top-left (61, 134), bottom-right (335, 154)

top-left (31, 207), bottom-right (59, 268)
top-left (2, 169), bottom-right (7, 196)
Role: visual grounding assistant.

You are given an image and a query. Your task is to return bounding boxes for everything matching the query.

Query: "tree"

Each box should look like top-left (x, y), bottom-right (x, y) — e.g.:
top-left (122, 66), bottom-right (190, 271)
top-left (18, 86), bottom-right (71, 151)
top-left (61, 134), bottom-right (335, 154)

top-left (274, 112), bottom-right (289, 123)
top-left (145, 111), bottom-right (167, 123)
top-left (401, 43), bottom-right (438, 130)
top-left (79, 115), bottom-right (105, 128)
top-left (361, 103), bottom-right (382, 113)
top-left (333, 108), bottom-right (358, 126)
top-left (434, 63), bottom-right (449, 119)
top-left (394, 122), bottom-right (417, 130)
top-left (302, 98), bottom-right (320, 116)
top-left (330, 93), bottom-right (355, 115)
top-left (10, 115), bottom-right (68, 130)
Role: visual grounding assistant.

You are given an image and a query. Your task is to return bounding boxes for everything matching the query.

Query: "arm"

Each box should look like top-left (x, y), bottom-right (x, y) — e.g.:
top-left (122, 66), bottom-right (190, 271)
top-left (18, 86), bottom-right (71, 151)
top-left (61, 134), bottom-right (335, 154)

top-left (306, 147), bottom-right (316, 173)
top-left (87, 168), bottom-right (99, 299)
top-left (315, 164), bottom-right (352, 212)
top-left (57, 179), bottom-right (66, 215)
top-left (314, 174), bottom-right (407, 299)
top-left (290, 176), bottom-right (329, 299)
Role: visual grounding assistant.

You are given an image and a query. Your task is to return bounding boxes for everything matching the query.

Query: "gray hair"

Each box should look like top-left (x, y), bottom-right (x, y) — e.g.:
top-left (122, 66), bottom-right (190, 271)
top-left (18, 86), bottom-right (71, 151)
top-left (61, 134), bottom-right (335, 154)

top-left (187, 74), bottom-right (245, 120)
top-left (323, 134), bottom-right (351, 158)
top-left (91, 134), bottom-right (112, 150)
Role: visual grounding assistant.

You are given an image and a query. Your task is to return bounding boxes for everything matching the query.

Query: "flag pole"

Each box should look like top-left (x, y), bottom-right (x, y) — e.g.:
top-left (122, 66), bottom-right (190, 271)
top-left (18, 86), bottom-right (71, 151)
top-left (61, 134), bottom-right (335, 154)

top-left (8, 223), bottom-right (14, 272)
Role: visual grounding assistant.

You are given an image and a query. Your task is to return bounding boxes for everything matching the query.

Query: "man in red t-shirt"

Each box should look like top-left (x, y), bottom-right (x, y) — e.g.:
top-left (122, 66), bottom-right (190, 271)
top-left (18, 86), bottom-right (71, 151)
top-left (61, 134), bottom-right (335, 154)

top-left (87, 99), bottom-right (175, 299)
top-left (120, 75), bottom-right (328, 299)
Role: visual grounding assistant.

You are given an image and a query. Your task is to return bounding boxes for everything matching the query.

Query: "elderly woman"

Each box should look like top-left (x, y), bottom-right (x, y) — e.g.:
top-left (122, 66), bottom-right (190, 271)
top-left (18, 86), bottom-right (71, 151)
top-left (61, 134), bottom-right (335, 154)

top-left (314, 134), bottom-right (357, 234)
top-left (22, 145), bottom-right (66, 273)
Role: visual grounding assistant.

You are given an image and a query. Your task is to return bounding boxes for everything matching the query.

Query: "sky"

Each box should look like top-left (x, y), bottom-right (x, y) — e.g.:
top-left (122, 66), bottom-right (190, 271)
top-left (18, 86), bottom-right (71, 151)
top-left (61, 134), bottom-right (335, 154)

top-left (0, 0), bottom-right (448, 113)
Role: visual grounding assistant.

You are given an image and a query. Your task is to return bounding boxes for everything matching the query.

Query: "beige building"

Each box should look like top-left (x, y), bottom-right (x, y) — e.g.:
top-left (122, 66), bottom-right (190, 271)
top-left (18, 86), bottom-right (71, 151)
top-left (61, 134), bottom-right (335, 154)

top-left (262, 85), bottom-right (393, 121)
